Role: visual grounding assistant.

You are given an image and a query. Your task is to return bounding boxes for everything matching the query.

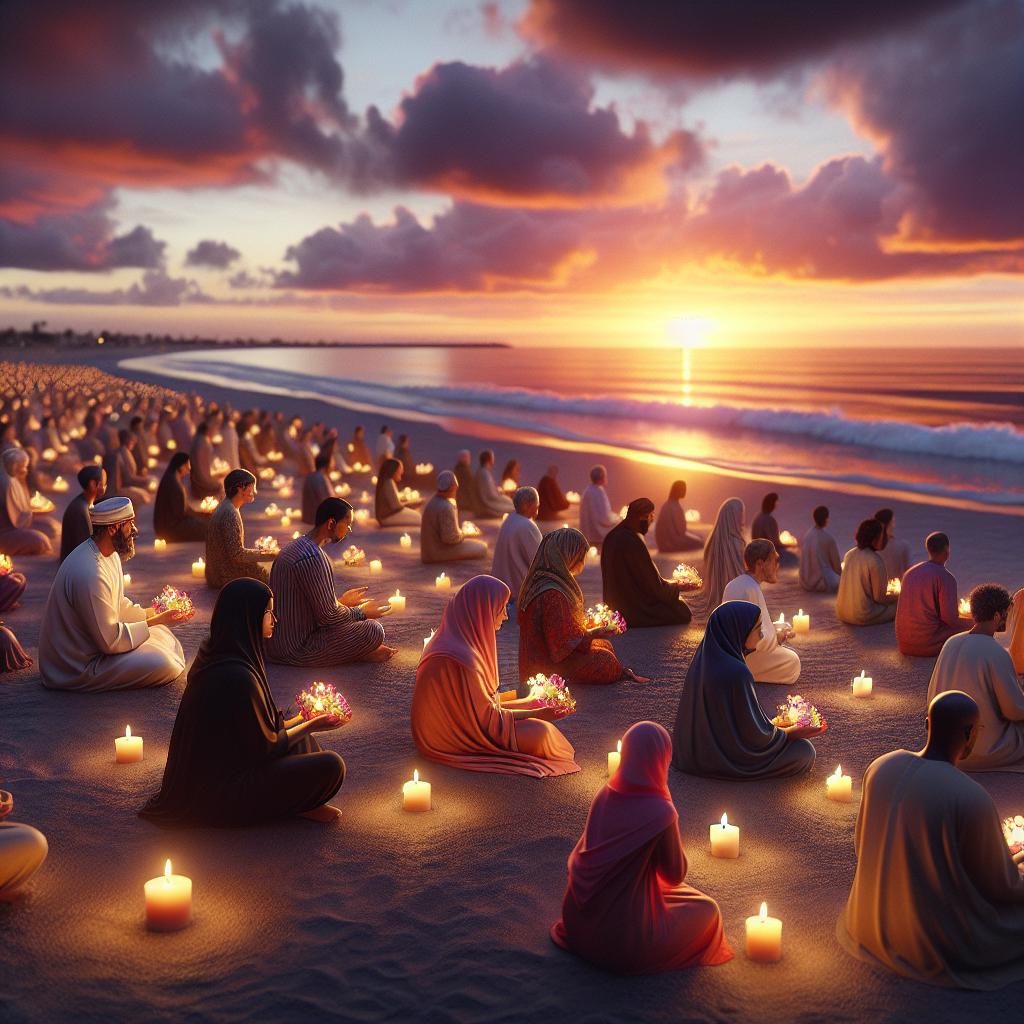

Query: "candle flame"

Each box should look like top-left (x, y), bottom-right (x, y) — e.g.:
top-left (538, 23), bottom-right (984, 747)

top-left (759, 902), bottom-right (767, 923)
top-left (859, 670), bottom-right (866, 679)
top-left (164, 859), bottom-right (172, 882)
top-left (832, 765), bottom-right (842, 779)
top-left (616, 740), bottom-right (622, 753)
top-left (125, 724), bottom-right (131, 738)
top-left (413, 769), bottom-right (419, 784)
top-left (798, 608), bottom-right (804, 616)
top-left (393, 589), bottom-right (401, 597)
top-left (721, 812), bottom-right (728, 828)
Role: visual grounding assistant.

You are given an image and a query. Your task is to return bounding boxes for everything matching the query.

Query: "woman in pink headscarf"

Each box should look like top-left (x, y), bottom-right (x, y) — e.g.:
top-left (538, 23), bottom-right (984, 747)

top-left (551, 721), bottom-right (732, 973)
top-left (412, 575), bottom-right (580, 778)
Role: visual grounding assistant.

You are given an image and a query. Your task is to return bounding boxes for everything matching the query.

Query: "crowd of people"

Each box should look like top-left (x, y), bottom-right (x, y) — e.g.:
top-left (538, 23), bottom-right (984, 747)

top-left (2, 360), bottom-right (1023, 992)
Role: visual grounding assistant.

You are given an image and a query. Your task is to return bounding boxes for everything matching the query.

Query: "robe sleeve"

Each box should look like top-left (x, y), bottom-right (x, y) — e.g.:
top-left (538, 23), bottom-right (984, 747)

top-left (296, 551), bottom-right (353, 628)
top-left (992, 651), bottom-right (1024, 721)
top-left (6, 482), bottom-right (32, 529)
top-left (212, 675), bottom-right (289, 763)
top-left (652, 821), bottom-right (686, 887)
top-left (76, 567), bottom-right (149, 653)
top-left (937, 572), bottom-right (961, 630)
top-left (439, 502), bottom-right (463, 545)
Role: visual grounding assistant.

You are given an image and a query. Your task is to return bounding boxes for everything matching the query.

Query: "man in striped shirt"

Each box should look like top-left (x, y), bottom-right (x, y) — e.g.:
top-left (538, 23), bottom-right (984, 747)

top-left (267, 498), bottom-right (395, 665)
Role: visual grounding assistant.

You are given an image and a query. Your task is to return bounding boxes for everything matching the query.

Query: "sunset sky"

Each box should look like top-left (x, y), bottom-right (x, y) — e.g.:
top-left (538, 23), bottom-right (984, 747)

top-left (1, 0), bottom-right (1020, 348)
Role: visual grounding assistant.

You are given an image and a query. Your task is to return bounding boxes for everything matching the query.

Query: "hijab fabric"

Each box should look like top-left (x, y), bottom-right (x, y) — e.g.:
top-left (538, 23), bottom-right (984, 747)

top-left (517, 527), bottom-right (588, 613)
top-left (699, 497), bottom-right (746, 614)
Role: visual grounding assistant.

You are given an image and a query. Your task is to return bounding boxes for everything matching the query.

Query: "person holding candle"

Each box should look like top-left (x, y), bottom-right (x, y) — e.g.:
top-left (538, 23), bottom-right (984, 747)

top-left (189, 419), bottom-right (227, 501)
top-left (654, 480), bottom-right (703, 554)
top-left (672, 601), bottom-right (820, 779)
top-left (926, 584), bottom-right (1024, 771)
top-left (39, 497), bottom-right (189, 691)
top-left (874, 507), bottom-right (911, 582)
top-left (419, 470), bottom-right (488, 564)
top-left (837, 690), bottom-right (1024, 989)
top-left (551, 721), bottom-right (732, 973)
top-left (536, 464), bottom-right (571, 524)
top-left (697, 498), bottom-right (746, 618)
top-left (153, 453), bottom-right (210, 543)
top-left (0, 788), bottom-right (48, 901)
top-left (205, 469), bottom-right (271, 588)
top-left (268, 498), bottom-right (395, 666)
top-left (798, 505), bottom-right (843, 593)
top-left (0, 548), bottom-right (28, 613)
top-left (59, 464), bottom-right (106, 563)
top-left (578, 465), bottom-right (619, 546)
top-left (349, 425), bottom-right (372, 470)
top-left (601, 499), bottom-right (692, 628)
top-left (751, 492), bottom-right (797, 568)
top-left (490, 486), bottom-right (543, 599)
top-left (412, 574), bottom-right (579, 777)
top-left (0, 449), bottom-right (53, 556)
top-left (141, 578), bottom-right (346, 826)
top-left (836, 518), bottom-right (899, 626)
top-left (301, 445), bottom-right (335, 524)
top-left (518, 529), bottom-right (645, 689)
top-left (895, 531), bottom-right (970, 656)
top-left (721, 540), bottom-right (801, 685)
top-left (472, 449), bottom-right (514, 520)
top-left (375, 458), bottom-right (421, 528)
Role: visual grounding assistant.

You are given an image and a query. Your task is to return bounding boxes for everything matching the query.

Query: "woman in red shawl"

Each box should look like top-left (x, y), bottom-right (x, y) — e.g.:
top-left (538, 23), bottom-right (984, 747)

top-left (551, 721), bottom-right (732, 973)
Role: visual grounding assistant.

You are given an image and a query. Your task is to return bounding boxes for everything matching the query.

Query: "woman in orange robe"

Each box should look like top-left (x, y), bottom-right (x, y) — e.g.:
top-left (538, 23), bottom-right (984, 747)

top-left (412, 575), bottom-right (579, 778)
top-left (551, 721), bottom-right (732, 974)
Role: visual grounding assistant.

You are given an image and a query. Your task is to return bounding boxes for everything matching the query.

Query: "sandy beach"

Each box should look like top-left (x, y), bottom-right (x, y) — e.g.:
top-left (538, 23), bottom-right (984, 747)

top-left (2, 348), bottom-right (1022, 1024)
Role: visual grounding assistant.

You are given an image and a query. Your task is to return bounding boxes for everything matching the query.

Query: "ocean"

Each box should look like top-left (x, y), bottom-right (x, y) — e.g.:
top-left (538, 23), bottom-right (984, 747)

top-left (123, 345), bottom-right (1024, 514)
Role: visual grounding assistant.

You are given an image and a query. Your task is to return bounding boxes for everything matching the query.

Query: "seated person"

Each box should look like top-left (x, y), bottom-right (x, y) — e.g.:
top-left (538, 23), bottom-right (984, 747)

top-left (601, 499), bottom-right (691, 627)
top-left (654, 480), bottom-right (703, 553)
top-left (39, 498), bottom-right (189, 691)
top-left (104, 429), bottom-right (151, 506)
top-left (205, 469), bottom-right (271, 588)
top-left (837, 519), bottom-right (898, 626)
top-left (875, 507), bottom-right (911, 581)
top-left (579, 464), bottom-right (619, 546)
top-left (927, 584), bottom-right (1024, 772)
top-left (153, 453), bottom-right (209, 543)
top-left (189, 421), bottom-right (226, 501)
top-left (699, 498), bottom-right (746, 616)
top-left (267, 498), bottom-right (394, 665)
top-left (0, 449), bottom-right (54, 556)
top-left (551, 721), bottom-right (732, 974)
top-left (302, 447), bottom-right (334, 525)
top-left (799, 504), bottom-right (842, 593)
top-left (141, 579), bottom-right (346, 826)
top-left (419, 470), bottom-right (488, 564)
top-left (472, 449), bottom-right (514, 519)
top-left (837, 691), bottom-right (1024, 989)
top-left (491, 486), bottom-right (543, 597)
top-left (453, 450), bottom-right (474, 512)
top-left (722, 539), bottom-right (800, 684)
top-left (375, 458), bottom-right (421, 528)
top-left (349, 425), bottom-right (372, 468)
top-left (751, 491), bottom-right (797, 567)
top-left (672, 601), bottom-right (820, 780)
top-left (0, 789), bottom-right (48, 901)
top-left (896, 532), bottom-right (967, 656)
top-left (59, 465), bottom-right (105, 563)
top-left (500, 458), bottom-right (520, 491)
top-left (537, 464), bottom-right (570, 522)
top-left (412, 574), bottom-right (579, 777)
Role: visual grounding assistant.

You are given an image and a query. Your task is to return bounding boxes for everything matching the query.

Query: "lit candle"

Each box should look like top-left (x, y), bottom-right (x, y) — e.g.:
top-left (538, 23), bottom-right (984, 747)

top-left (774, 612), bottom-right (787, 629)
top-left (851, 669), bottom-right (873, 698)
top-left (52, 475), bottom-right (69, 492)
top-left (745, 902), bottom-right (782, 962)
top-left (389, 589), bottom-right (406, 613)
top-left (280, 515), bottom-right (291, 528)
top-left (402, 769), bottom-right (431, 812)
top-left (191, 557), bottom-right (205, 579)
top-left (588, 545), bottom-right (599, 561)
top-left (153, 538), bottom-right (167, 551)
top-left (710, 812), bottom-right (740, 859)
top-left (959, 596), bottom-right (971, 617)
top-left (369, 559), bottom-right (383, 574)
top-left (122, 573), bottom-right (132, 587)
top-left (354, 509), bottom-right (370, 525)
top-left (144, 859), bottom-right (192, 932)
top-left (435, 572), bottom-right (451, 592)
top-left (399, 533), bottom-right (412, 549)
top-left (423, 628), bottom-right (435, 648)
top-left (826, 764), bottom-right (853, 802)
top-left (607, 739), bottom-right (622, 776)
top-left (148, 444), bottom-right (160, 456)
top-left (292, 531), bottom-right (301, 539)
top-left (792, 608), bottom-right (810, 633)
top-left (114, 724), bottom-right (144, 763)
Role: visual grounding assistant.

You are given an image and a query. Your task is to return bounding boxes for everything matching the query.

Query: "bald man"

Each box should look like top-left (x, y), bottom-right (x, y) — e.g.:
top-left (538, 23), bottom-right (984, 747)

top-left (838, 691), bottom-right (1024, 989)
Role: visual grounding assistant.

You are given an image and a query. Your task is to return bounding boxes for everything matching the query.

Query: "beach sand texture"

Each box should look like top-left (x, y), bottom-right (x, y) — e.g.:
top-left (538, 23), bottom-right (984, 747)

top-left (2, 356), bottom-right (1022, 1024)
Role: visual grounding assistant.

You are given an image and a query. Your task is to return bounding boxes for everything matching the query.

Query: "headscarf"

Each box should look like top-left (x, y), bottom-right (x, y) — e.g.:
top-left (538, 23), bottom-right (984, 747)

top-left (421, 574), bottom-right (510, 691)
top-left (192, 577), bottom-right (272, 697)
top-left (566, 721), bottom-right (678, 906)
top-left (623, 497), bottom-right (655, 531)
top-left (517, 527), bottom-right (588, 613)
top-left (667, 480), bottom-right (687, 501)
top-left (1008, 587), bottom-right (1024, 675)
top-left (700, 497), bottom-right (746, 613)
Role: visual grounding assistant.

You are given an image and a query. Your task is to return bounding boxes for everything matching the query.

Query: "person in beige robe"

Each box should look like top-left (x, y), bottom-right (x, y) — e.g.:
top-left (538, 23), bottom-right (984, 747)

top-left (472, 450), bottom-right (514, 519)
top-left (579, 465), bottom-right (619, 545)
top-left (419, 471), bottom-right (488, 564)
top-left (836, 519), bottom-right (897, 626)
top-left (799, 505), bottom-right (842, 593)
top-left (837, 690), bottom-right (1024, 990)
top-left (490, 486), bottom-right (543, 598)
top-left (927, 584), bottom-right (1024, 771)
top-left (0, 449), bottom-right (54, 555)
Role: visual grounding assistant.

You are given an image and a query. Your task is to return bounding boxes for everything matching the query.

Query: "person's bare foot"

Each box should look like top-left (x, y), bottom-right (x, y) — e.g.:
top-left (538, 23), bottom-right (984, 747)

top-left (299, 804), bottom-right (342, 823)
top-left (625, 668), bottom-right (651, 684)
top-left (361, 645), bottom-right (397, 663)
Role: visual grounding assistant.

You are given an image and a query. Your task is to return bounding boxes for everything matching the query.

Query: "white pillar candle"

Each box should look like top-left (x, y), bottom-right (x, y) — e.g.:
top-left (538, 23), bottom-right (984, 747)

top-left (607, 739), bottom-right (622, 776)
top-left (114, 724), bottom-right (144, 763)
top-left (280, 515), bottom-right (291, 528)
top-left (389, 589), bottom-right (406, 612)
top-left (369, 559), bottom-right (383, 574)
top-left (710, 812), bottom-right (740, 858)
top-left (122, 573), bottom-right (132, 587)
top-left (402, 769), bottom-right (431, 812)
top-left (792, 609), bottom-right (810, 633)
top-left (435, 572), bottom-right (451, 592)
top-left (399, 533), bottom-right (412, 549)
top-left (144, 859), bottom-right (192, 931)
top-left (851, 670), bottom-right (873, 698)
top-left (745, 903), bottom-right (782, 962)
top-left (827, 765), bottom-right (853, 802)
top-left (191, 557), bottom-right (205, 579)
top-left (153, 538), bottom-right (167, 551)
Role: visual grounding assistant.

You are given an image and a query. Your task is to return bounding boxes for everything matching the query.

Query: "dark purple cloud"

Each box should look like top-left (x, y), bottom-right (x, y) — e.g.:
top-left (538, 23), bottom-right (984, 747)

top-left (1, 269), bottom-right (209, 306)
top-left (186, 239), bottom-right (241, 268)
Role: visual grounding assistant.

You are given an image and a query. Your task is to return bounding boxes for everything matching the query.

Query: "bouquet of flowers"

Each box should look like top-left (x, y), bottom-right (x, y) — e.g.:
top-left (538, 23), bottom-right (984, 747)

top-left (0, 554), bottom-right (12, 575)
top-left (1003, 815), bottom-right (1024, 856)
top-left (339, 545), bottom-right (365, 566)
top-left (461, 521), bottom-right (481, 537)
top-left (150, 585), bottom-right (194, 617)
top-left (524, 673), bottom-right (577, 716)
top-left (886, 577), bottom-right (902, 596)
top-left (583, 603), bottom-right (627, 634)
top-left (294, 681), bottom-right (353, 723)
top-left (264, 502), bottom-right (281, 518)
top-left (771, 694), bottom-right (825, 730)
top-left (254, 535), bottom-right (279, 555)
top-left (672, 563), bottom-right (703, 590)
top-left (29, 491), bottom-right (55, 513)
top-left (199, 496), bottom-right (218, 513)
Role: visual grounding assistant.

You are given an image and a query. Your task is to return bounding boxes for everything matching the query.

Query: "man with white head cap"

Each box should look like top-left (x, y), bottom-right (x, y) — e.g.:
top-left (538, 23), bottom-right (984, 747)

top-left (420, 470), bottom-right (488, 564)
top-left (39, 497), bottom-right (190, 691)
top-left (491, 486), bottom-right (543, 598)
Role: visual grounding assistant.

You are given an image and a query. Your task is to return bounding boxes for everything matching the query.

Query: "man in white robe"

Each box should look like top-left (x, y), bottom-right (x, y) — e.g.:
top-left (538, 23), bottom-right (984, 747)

top-left (838, 691), bottom-right (1024, 990)
top-left (39, 498), bottom-right (189, 692)
top-left (473, 449), bottom-right (514, 519)
top-left (491, 486), bottom-right (543, 600)
top-left (927, 584), bottom-right (1024, 772)
top-left (579, 464), bottom-right (620, 546)
top-left (722, 539), bottom-right (800, 684)
top-left (799, 505), bottom-right (842, 593)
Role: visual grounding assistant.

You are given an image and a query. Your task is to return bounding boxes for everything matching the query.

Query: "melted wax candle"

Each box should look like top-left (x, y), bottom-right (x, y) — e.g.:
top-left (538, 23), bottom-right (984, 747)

top-left (827, 765), bottom-right (853, 803)
top-left (792, 609), bottom-right (810, 633)
top-left (607, 740), bottom-right (621, 776)
top-left (851, 670), bottom-right (873, 698)
top-left (389, 589), bottom-right (406, 612)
